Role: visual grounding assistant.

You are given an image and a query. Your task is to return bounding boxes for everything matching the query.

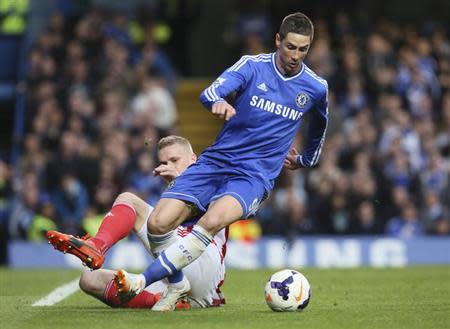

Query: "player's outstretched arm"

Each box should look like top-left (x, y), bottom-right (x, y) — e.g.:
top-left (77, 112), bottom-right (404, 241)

top-left (211, 100), bottom-right (236, 121)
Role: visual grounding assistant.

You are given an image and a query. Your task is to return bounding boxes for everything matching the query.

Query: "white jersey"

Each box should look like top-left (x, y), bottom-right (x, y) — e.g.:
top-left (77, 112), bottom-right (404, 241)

top-left (136, 219), bottom-right (227, 308)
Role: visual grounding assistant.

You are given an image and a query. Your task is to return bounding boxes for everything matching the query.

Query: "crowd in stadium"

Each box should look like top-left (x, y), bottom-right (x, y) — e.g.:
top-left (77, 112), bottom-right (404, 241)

top-left (0, 3), bottom-right (449, 244)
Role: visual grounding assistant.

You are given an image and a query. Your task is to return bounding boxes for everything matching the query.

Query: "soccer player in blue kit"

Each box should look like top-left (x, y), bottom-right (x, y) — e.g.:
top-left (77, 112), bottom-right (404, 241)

top-left (115, 12), bottom-right (329, 311)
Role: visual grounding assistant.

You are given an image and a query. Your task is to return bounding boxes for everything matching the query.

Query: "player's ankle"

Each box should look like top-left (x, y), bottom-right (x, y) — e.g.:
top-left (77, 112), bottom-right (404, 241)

top-left (171, 276), bottom-right (189, 289)
top-left (89, 237), bottom-right (108, 255)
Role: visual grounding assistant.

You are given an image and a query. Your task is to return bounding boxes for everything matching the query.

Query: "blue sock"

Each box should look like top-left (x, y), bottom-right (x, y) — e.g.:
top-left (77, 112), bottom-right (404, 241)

top-left (168, 271), bottom-right (184, 284)
top-left (142, 251), bottom-right (177, 286)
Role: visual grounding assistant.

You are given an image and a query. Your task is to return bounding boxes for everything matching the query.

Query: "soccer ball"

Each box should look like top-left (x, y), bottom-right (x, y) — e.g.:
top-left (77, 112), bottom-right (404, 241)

top-left (264, 269), bottom-right (311, 312)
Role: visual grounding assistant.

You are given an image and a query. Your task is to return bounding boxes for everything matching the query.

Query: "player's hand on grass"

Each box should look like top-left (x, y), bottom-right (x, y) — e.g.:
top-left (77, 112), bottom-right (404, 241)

top-left (153, 164), bottom-right (179, 183)
top-left (212, 101), bottom-right (236, 121)
top-left (284, 147), bottom-right (300, 170)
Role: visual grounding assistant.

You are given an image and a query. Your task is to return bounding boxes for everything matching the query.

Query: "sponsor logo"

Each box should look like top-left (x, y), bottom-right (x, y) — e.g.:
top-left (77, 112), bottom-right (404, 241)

top-left (249, 96), bottom-right (304, 121)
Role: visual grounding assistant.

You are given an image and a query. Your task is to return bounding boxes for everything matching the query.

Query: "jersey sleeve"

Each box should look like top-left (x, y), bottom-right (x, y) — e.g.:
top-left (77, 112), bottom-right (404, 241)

top-left (199, 56), bottom-right (252, 110)
top-left (297, 86), bottom-right (329, 167)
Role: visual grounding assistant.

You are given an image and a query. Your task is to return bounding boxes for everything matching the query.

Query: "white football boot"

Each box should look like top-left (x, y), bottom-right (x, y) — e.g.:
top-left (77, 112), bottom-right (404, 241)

top-left (152, 276), bottom-right (191, 311)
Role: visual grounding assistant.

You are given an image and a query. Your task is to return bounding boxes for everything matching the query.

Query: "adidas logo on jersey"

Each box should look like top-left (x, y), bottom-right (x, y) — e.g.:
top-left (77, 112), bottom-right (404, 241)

top-left (257, 83), bottom-right (268, 92)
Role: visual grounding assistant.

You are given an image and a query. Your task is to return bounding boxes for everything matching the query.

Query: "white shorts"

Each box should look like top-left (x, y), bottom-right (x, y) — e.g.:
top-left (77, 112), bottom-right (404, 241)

top-left (137, 222), bottom-right (227, 308)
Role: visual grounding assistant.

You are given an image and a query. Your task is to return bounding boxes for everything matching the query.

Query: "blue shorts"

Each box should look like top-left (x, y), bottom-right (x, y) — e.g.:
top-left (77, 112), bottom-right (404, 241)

top-left (161, 159), bottom-right (268, 218)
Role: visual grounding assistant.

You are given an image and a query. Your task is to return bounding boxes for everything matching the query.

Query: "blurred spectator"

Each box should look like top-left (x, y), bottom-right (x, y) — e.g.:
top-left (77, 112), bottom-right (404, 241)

top-left (272, 170), bottom-right (309, 239)
top-left (135, 26), bottom-right (177, 94)
top-left (51, 173), bottom-right (89, 235)
top-left (27, 196), bottom-right (59, 242)
top-left (420, 150), bottom-right (449, 197)
top-left (8, 172), bottom-right (41, 239)
top-left (350, 201), bottom-right (383, 235)
top-left (130, 77), bottom-right (177, 135)
top-left (435, 92), bottom-right (450, 156)
top-left (307, 37), bottom-right (337, 81)
top-left (237, 13), bottom-right (271, 55)
top-left (421, 190), bottom-right (447, 230)
top-left (126, 151), bottom-right (165, 206)
top-left (386, 202), bottom-right (423, 238)
top-left (428, 215), bottom-right (450, 236)
top-left (340, 76), bottom-right (368, 118)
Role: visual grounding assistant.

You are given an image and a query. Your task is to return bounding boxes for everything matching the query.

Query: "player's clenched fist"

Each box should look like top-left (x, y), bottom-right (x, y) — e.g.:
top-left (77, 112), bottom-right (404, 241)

top-left (283, 147), bottom-right (300, 170)
top-left (211, 101), bottom-right (236, 121)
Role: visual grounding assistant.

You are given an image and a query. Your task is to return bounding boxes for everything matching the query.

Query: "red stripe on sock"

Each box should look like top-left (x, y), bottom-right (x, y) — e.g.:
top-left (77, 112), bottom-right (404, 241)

top-left (103, 279), bottom-right (123, 307)
top-left (90, 203), bottom-right (136, 254)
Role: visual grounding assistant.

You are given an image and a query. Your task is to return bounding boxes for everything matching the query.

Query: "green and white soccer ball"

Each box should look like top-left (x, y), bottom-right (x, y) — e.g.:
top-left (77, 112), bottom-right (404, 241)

top-left (264, 269), bottom-right (311, 312)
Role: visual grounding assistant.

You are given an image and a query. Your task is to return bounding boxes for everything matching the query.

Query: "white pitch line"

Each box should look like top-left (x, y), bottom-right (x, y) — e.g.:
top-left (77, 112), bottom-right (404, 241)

top-left (32, 278), bottom-right (80, 306)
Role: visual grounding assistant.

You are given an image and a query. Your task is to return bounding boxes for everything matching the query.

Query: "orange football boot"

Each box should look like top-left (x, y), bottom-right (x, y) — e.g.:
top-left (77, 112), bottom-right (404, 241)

top-left (175, 299), bottom-right (192, 310)
top-left (114, 269), bottom-right (145, 303)
top-left (46, 230), bottom-right (104, 269)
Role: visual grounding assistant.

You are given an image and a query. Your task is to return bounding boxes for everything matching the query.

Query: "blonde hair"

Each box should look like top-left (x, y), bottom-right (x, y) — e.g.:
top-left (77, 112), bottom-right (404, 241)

top-left (158, 135), bottom-right (193, 153)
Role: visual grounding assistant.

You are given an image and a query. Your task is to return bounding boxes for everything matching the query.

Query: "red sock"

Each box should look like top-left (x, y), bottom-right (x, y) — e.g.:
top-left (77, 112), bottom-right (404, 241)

top-left (103, 279), bottom-right (159, 308)
top-left (123, 291), bottom-right (160, 309)
top-left (103, 279), bottom-right (123, 307)
top-left (90, 203), bottom-right (136, 254)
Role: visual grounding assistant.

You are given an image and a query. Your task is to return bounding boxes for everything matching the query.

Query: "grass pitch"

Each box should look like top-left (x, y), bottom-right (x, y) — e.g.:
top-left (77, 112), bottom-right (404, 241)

top-left (1, 266), bottom-right (449, 329)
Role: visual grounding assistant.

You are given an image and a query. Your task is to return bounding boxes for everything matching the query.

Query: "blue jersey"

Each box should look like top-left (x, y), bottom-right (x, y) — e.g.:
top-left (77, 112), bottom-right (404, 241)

top-left (199, 52), bottom-right (329, 191)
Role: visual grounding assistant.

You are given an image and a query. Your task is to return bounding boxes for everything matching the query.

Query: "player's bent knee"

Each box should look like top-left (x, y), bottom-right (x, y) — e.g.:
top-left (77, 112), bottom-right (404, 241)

top-left (198, 214), bottom-right (227, 236)
top-left (148, 199), bottom-right (191, 234)
top-left (115, 191), bottom-right (136, 205)
top-left (148, 212), bottom-right (176, 235)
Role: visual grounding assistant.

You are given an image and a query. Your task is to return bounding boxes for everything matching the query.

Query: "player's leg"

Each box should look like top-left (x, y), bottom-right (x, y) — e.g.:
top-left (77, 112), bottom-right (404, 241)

top-left (47, 192), bottom-right (149, 269)
top-left (181, 227), bottom-right (227, 308)
top-left (115, 196), bottom-right (240, 299)
top-left (146, 198), bottom-right (193, 299)
top-left (144, 205), bottom-right (227, 311)
top-left (119, 176), bottom-right (265, 306)
top-left (150, 195), bottom-right (241, 278)
top-left (115, 227), bottom-right (227, 310)
top-left (89, 192), bottom-right (150, 252)
top-left (141, 163), bottom-right (218, 310)
top-left (145, 168), bottom-right (207, 254)
top-left (114, 161), bottom-right (231, 310)
top-left (79, 269), bottom-right (115, 300)
top-left (114, 197), bottom-right (195, 311)
top-left (133, 198), bottom-right (194, 311)
top-left (146, 198), bottom-right (194, 258)
top-left (79, 269), bottom-right (162, 308)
